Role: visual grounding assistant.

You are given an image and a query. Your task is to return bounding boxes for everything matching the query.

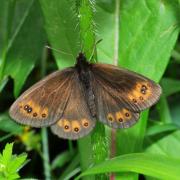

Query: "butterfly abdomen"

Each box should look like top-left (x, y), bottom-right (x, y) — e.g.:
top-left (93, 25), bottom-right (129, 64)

top-left (77, 70), bottom-right (96, 118)
top-left (87, 87), bottom-right (96, 117)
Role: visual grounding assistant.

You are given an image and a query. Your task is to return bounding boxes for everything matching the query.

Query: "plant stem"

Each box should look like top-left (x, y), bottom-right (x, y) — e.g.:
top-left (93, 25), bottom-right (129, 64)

top-left (41, 128), bottom-right (51, 180)
top-left (114, 0), bottom-right (120, 66)
top-left (41, 46), bottom-right (51, 180)
top-left (110, 1), bottom-right (120, 179)
top-left (77, 0), bottom-right (108, 179)
top-left (77, 0), bottom-right (96, 61)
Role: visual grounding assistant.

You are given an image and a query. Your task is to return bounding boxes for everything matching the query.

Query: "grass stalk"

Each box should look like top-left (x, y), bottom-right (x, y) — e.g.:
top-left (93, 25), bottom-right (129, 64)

top-left (41, 46), bottom-right (51, 180)
top-left (76, 0), bottom-right (108, 179)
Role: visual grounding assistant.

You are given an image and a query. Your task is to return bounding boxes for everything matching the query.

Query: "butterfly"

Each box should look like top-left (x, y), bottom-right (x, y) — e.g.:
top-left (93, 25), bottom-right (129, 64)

top-left (9, 52), bottom-right (162, 140)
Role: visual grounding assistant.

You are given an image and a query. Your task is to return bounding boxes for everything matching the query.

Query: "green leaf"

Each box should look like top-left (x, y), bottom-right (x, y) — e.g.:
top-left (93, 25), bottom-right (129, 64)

top-left (0, 143), bottom-right (27, 180)
top-left (95, 3), bottom-right (115, 64)
top-left (146, 123), bottom-right (179, 136)
top-left (1, 143), bottom-right (13, 166)
top-left (96, 1), bottom-right (179, 179)
top-left (0, 76), bottom-right (8, 92)
top-left (0, 0), bottom-right (10, 61)
top-left (77, 153), bottom-right (180, 180)
top-left (39, 0), bottom-right (79, 68)
top-left (146, 130), bottom-right (180, 159)
top-left (161, 78), bottom-right (180, 97)
top-left (170, 99), bottom-right (180, 127)
top-left (51, 150), bottom-right (75, 170)
top-left (59, 154), bottom-right (80, 180)
top-left (157, 95), bottom-right (172, 123)
top-left (1, 0), bottom-right (46, 96)
top-left (119, 0), bottom-right (179, 81)
top-left (0, 113), bottom-right (23, 134)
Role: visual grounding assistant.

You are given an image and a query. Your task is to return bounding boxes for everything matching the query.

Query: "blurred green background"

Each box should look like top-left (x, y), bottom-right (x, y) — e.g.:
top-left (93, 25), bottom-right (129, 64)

top-left (0, 0), bottom-right (180, 179)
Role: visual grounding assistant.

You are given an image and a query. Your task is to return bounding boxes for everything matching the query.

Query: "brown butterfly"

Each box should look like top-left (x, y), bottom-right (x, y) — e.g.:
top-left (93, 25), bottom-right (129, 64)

top-left (9, 53), bottom-right (162, 140)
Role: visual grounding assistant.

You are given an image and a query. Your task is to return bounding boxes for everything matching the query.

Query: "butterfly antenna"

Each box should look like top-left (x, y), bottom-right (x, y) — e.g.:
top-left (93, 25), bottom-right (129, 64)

top-left (89, 39), bottom-right (103, 61)
top-left (45, 45), bottom-right (74, 58)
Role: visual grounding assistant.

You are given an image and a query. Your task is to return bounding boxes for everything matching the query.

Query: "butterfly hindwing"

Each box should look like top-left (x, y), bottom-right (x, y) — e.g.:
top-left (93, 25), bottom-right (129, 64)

top-left (91, 63), bottom-right (161, 128)
top-left (9, 68), bottom-right (74, 127)
top-left (51, 73), bottom-right (96, 140)
top-left (93, 79), bottom-right (140, 128)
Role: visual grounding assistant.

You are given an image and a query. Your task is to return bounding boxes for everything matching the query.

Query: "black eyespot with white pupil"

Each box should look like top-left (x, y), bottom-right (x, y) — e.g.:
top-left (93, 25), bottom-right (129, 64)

top-left (141, 85), bottom-right (147, 94)
top-left (118, 118), bottom-right (123, 122)
top-left (24, 105), bottom-right (29, 110)
top-left (74, 127), bottom-right (79, 132)
top-left (27, 107), bottom-right (32, 113)
top-left (64, 125), bottom-right (69, 129)
top-left (33, 112), bottom-right (37, 117)
top-left (142, 85), bottom-right (147, 90)
top-left (42, 114), bottom-right (46, 118)
top-left (84, 122), bottom-right (89, 127)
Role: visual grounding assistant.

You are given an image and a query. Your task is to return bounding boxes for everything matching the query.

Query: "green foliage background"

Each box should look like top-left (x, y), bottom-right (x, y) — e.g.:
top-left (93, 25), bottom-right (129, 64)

top-left (0, 0), bottom-right (180, 179)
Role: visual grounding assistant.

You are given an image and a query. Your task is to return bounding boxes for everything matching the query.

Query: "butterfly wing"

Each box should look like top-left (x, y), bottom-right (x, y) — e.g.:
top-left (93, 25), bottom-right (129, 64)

top-left (51, 73), bottom-right (96, 140)
top-left (91, 63), bottom-right (161, 128)
top-left (9, 68), bottom-right (74, 127)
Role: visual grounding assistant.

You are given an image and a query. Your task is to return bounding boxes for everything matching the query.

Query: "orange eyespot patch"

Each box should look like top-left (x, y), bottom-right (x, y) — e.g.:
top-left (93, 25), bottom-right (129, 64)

top-left (114, 109), bottom-right (132, 123)
top-left (107, 113), bottom-right (115, 122)
top-left (115, 111), bottom-right (124, 122)
top-left (57, 118), bottom-right (91, 133)
top-left (81, 119), bottom-right (90, 128)
top-left (122, 109), bottom-right (132, 119)
top-left (19, 100), bottom-right (48, 119)
top-left (128, 82), bottom-right (151, 103)
top-left (72, 120), bottom-right (81, 133)
top-left (63, 119), bottom-right (71, 132)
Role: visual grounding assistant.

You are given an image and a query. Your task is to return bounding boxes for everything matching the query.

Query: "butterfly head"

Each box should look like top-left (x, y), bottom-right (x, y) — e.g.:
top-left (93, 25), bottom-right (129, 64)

top-left (75, 52), bottom-right (90, 73)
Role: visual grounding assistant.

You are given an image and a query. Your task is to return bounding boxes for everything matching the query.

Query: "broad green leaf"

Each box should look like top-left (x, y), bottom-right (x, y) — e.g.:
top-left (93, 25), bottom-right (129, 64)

top-left (0, 113), bottom-right (23, 134)
top-left (119, 0), bottom-right (179, 81)
top-left (77, 153), bottom-right (180, 180)
top-left (39, 0), bottom-right (80, 68)
top-left (172, 50), bottom-right (180, 63)
top-left (169, 99), bottom-right (180, 127)
top-left (161, 78), bottom-right (180, 96)
top-left (146, 123), bottom-right (179, 136)
top-left (96, 4), bottom-right (115, 64)
top-left (157, 95), bottom-right (172, 123)
top-left (2, 0), bottom-right (46, 96)
top-left (96, 1), bottom-right (179, 179)
top-left (146, 130), bottom-right (180, 159)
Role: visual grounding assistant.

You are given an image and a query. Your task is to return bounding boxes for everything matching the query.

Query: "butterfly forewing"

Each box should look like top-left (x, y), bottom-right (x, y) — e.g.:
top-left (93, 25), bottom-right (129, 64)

top-left (9, 68), bottom-right (74, 127)
top-left (91, 63), bottom-right (161, 128)
top-left (92, 64), bottom-right (162, 112)
top-left (51, 73), bottom-right (96, 140)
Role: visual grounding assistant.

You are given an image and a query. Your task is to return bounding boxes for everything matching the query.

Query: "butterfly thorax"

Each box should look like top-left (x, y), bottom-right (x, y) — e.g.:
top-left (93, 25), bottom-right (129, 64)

top-left (75, 53), bottom-right (96, 117)
top-left (75, 52), bottom-right (91, 88)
